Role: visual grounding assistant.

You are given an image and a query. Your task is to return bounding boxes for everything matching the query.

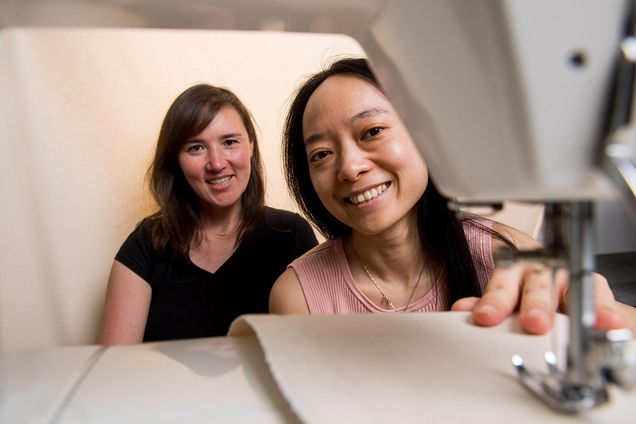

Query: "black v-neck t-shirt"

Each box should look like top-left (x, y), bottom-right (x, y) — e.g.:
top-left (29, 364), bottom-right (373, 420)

top-left (115, 207), bottom-right (318, 341)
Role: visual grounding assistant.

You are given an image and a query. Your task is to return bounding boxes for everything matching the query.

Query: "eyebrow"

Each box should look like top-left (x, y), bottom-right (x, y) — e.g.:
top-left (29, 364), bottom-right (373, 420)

top-left (303, 132), bottom-right (324, 146)
top-left (186, 132), bottom-right (244, 142)
top-left (303, 107), bottom-right (389, 146)
top-left (218, 132), bottom-right (244, 139)
top-left (350, 107), bottom-right (389, 124)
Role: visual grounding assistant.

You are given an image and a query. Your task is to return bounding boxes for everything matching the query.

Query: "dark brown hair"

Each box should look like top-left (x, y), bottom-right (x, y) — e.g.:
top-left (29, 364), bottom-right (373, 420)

top-left (283, 58), bottom-right (509, 305)
top-left (146, 84), bottom-right (265, 257)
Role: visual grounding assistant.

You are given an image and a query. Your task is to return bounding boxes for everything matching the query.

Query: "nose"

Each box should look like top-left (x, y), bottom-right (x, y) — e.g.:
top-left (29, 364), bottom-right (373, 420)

top-left (204, 145), bottom-right (226, 172)
top-left (336, 141), bottom-right (370, 182)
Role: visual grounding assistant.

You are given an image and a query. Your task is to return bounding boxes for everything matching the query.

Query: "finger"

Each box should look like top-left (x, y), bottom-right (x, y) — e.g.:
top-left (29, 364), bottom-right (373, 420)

top-left (612, 302), bottom-right (635, 332)
top-left (591, 273), bottom-right (625, 330)
top-left (451, 297), bottom-right (480, 312)
top-left (557, 271), bottom-right (625, 330)
top-left (472, 263), bottom-right (525, 327)
top-left (518, 265), bottom-right (561, 335)
top-left (595, 307), bottom-right (625, 330)
top-left (557, 272), bottom-right (626, 330)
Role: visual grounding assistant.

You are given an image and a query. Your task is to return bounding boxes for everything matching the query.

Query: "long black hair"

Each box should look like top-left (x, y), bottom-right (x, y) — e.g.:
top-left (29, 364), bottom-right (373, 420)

top-left (283, 58), bottom-right (500, 305)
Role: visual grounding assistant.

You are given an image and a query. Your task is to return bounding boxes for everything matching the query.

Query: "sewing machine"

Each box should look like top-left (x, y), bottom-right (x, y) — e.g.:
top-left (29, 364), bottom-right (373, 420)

top-left (2, 0), bottom-right (635, 414)
top-left (362, 0), bottom-right (636, 411)
top-left (368, 0), bottom-right (636, 412)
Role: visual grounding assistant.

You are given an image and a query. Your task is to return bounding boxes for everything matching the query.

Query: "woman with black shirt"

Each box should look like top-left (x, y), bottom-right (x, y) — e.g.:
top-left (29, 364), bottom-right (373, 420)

top-left (100, 84), bottom-right (317, 344)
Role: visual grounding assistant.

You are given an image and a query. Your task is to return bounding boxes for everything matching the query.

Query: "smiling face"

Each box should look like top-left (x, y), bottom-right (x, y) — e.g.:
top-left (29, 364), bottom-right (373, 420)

top-left (178, 105), bottom-right (253, 214)
top-left (302, 75), bottom-right (428, 236)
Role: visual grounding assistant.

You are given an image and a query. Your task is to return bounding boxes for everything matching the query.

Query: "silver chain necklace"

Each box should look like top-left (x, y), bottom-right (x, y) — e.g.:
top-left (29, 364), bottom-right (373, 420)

top-left (354, 247), bottom-right (425, 313)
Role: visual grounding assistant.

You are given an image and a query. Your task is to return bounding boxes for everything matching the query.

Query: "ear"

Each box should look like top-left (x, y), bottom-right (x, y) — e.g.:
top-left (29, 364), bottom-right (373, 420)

top-left (249, 140), bottom-right (254, 156)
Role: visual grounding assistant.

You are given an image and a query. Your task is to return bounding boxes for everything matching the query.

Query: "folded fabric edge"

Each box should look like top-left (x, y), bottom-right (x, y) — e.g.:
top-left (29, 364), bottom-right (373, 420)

top-left (226, 314), bottom-right (309, 423)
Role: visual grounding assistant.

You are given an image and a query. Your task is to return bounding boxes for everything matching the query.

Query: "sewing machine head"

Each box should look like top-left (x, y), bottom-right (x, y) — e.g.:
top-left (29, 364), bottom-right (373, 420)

top-left (3, 0), bottom-right (635, 413)
top-left (361, 0), bottom-right (634, 203)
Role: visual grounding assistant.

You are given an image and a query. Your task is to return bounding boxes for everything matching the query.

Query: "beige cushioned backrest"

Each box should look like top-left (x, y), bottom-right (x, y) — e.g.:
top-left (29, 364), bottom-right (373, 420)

top-left (0, 29), bottom-right (543, 350)
top-left (0, 28), bottom-right (364, 350)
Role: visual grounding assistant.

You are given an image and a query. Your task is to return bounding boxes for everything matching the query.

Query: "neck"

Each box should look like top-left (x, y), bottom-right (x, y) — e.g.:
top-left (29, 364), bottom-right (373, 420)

top-left (198, 202), bottom-right (243, 238)
top-left (348, 227), bottom-right (424, 290)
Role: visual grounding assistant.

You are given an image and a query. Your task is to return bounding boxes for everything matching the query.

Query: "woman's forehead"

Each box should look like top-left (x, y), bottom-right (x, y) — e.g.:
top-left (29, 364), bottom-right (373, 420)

top-left (303, 75), bottom-right (390, 124)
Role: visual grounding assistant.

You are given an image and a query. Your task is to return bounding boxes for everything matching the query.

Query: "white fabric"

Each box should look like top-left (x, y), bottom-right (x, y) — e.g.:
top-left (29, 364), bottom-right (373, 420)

top-left (230, 312), bottom-right (636, 423)
top-left (4, 313), bottom-right (633, 422)
top-left (0, 345), bottom-right (102, 423)
top-left (0, 337), bottom-right (295, 423)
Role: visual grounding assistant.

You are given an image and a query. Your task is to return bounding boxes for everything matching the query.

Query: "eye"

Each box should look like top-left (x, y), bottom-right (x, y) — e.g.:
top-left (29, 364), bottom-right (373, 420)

top-left (223, 138), bottom-right (239, 147)
top-left (363, 127), bottom-right (383, 139)
top-left (186, 144), bottom-right (205, 153)
top-left (309, 150), bottom-right (332, 163)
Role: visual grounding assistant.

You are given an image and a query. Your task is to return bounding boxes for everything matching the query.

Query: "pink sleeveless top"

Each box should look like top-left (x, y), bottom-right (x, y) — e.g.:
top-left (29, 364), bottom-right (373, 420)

top-left (289, 220), bottom-right (495, 314)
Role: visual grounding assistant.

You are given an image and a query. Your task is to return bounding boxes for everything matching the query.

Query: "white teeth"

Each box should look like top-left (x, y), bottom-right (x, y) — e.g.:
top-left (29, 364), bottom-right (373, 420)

top-left (207, 176), bottom-right (231, 185)
top-left (349, 184), bottom-right (387, 205)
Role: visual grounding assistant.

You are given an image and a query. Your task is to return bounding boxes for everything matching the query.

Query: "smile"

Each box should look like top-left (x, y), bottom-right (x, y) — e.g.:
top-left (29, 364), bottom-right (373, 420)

top-left (348, 183), bottom-right (388, 205)
top-left (205, 175), bottom-right (232, 185)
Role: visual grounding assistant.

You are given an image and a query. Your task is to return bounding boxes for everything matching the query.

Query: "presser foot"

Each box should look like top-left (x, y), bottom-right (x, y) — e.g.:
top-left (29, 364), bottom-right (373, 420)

top-left (511, 328), bottom-right (636, 413)
top-left (511, 352), bottom-right (607, 413)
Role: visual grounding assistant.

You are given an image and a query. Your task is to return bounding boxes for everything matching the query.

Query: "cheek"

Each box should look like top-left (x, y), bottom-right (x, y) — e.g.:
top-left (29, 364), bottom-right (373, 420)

top-left (308, 171), bottom-right (323, 197)
top-left (403, 151), bottom-right (428, 187)
top-left (407, 157), bottom-right (429, 197)
top-left (410, 153), bottom-right (428, 180)
top-left (237, 147), bottom-right (253, 170)
top-left (386, 140), bottom-right (428, 197)
top-left (394, 137), bottom-right (428, 179)
top-left (387, 137), bottom-right (413, 161)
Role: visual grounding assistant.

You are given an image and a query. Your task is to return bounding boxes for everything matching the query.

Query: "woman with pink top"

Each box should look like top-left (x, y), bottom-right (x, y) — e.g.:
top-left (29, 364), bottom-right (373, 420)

top-left (269, 57), bottom-right (636, 334)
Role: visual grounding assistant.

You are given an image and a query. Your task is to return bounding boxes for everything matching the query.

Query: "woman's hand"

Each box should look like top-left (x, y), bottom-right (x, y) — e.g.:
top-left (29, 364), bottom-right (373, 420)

top-left (451, 261), bottom-right (628, 334)
top-left (451, 221), bottom-right (635, 334)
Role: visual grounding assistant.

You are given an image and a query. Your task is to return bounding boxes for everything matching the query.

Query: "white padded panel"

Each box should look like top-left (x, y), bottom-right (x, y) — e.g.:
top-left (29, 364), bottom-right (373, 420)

top-left (0, 28), bottom-right (363, 350)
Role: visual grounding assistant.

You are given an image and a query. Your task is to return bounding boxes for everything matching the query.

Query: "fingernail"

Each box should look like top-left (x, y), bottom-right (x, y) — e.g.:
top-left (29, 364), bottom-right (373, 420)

top-left (524, 308), bottom-right (549, 323)
top-left (474, 305), bottom-right (498, 316)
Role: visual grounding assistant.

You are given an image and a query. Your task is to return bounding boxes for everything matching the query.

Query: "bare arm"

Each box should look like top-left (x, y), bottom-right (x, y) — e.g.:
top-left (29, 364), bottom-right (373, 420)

top-left (99, 260), bottom-right (152, 345)
top-left (269, 268), bottom-right (310, 314)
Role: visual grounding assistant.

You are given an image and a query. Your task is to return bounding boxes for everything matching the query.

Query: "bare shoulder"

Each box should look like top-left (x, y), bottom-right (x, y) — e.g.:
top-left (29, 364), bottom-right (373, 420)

top-left (491, 221), bottom-right (542, 251)
top-left (269, 267), bottom-right (310, 315)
